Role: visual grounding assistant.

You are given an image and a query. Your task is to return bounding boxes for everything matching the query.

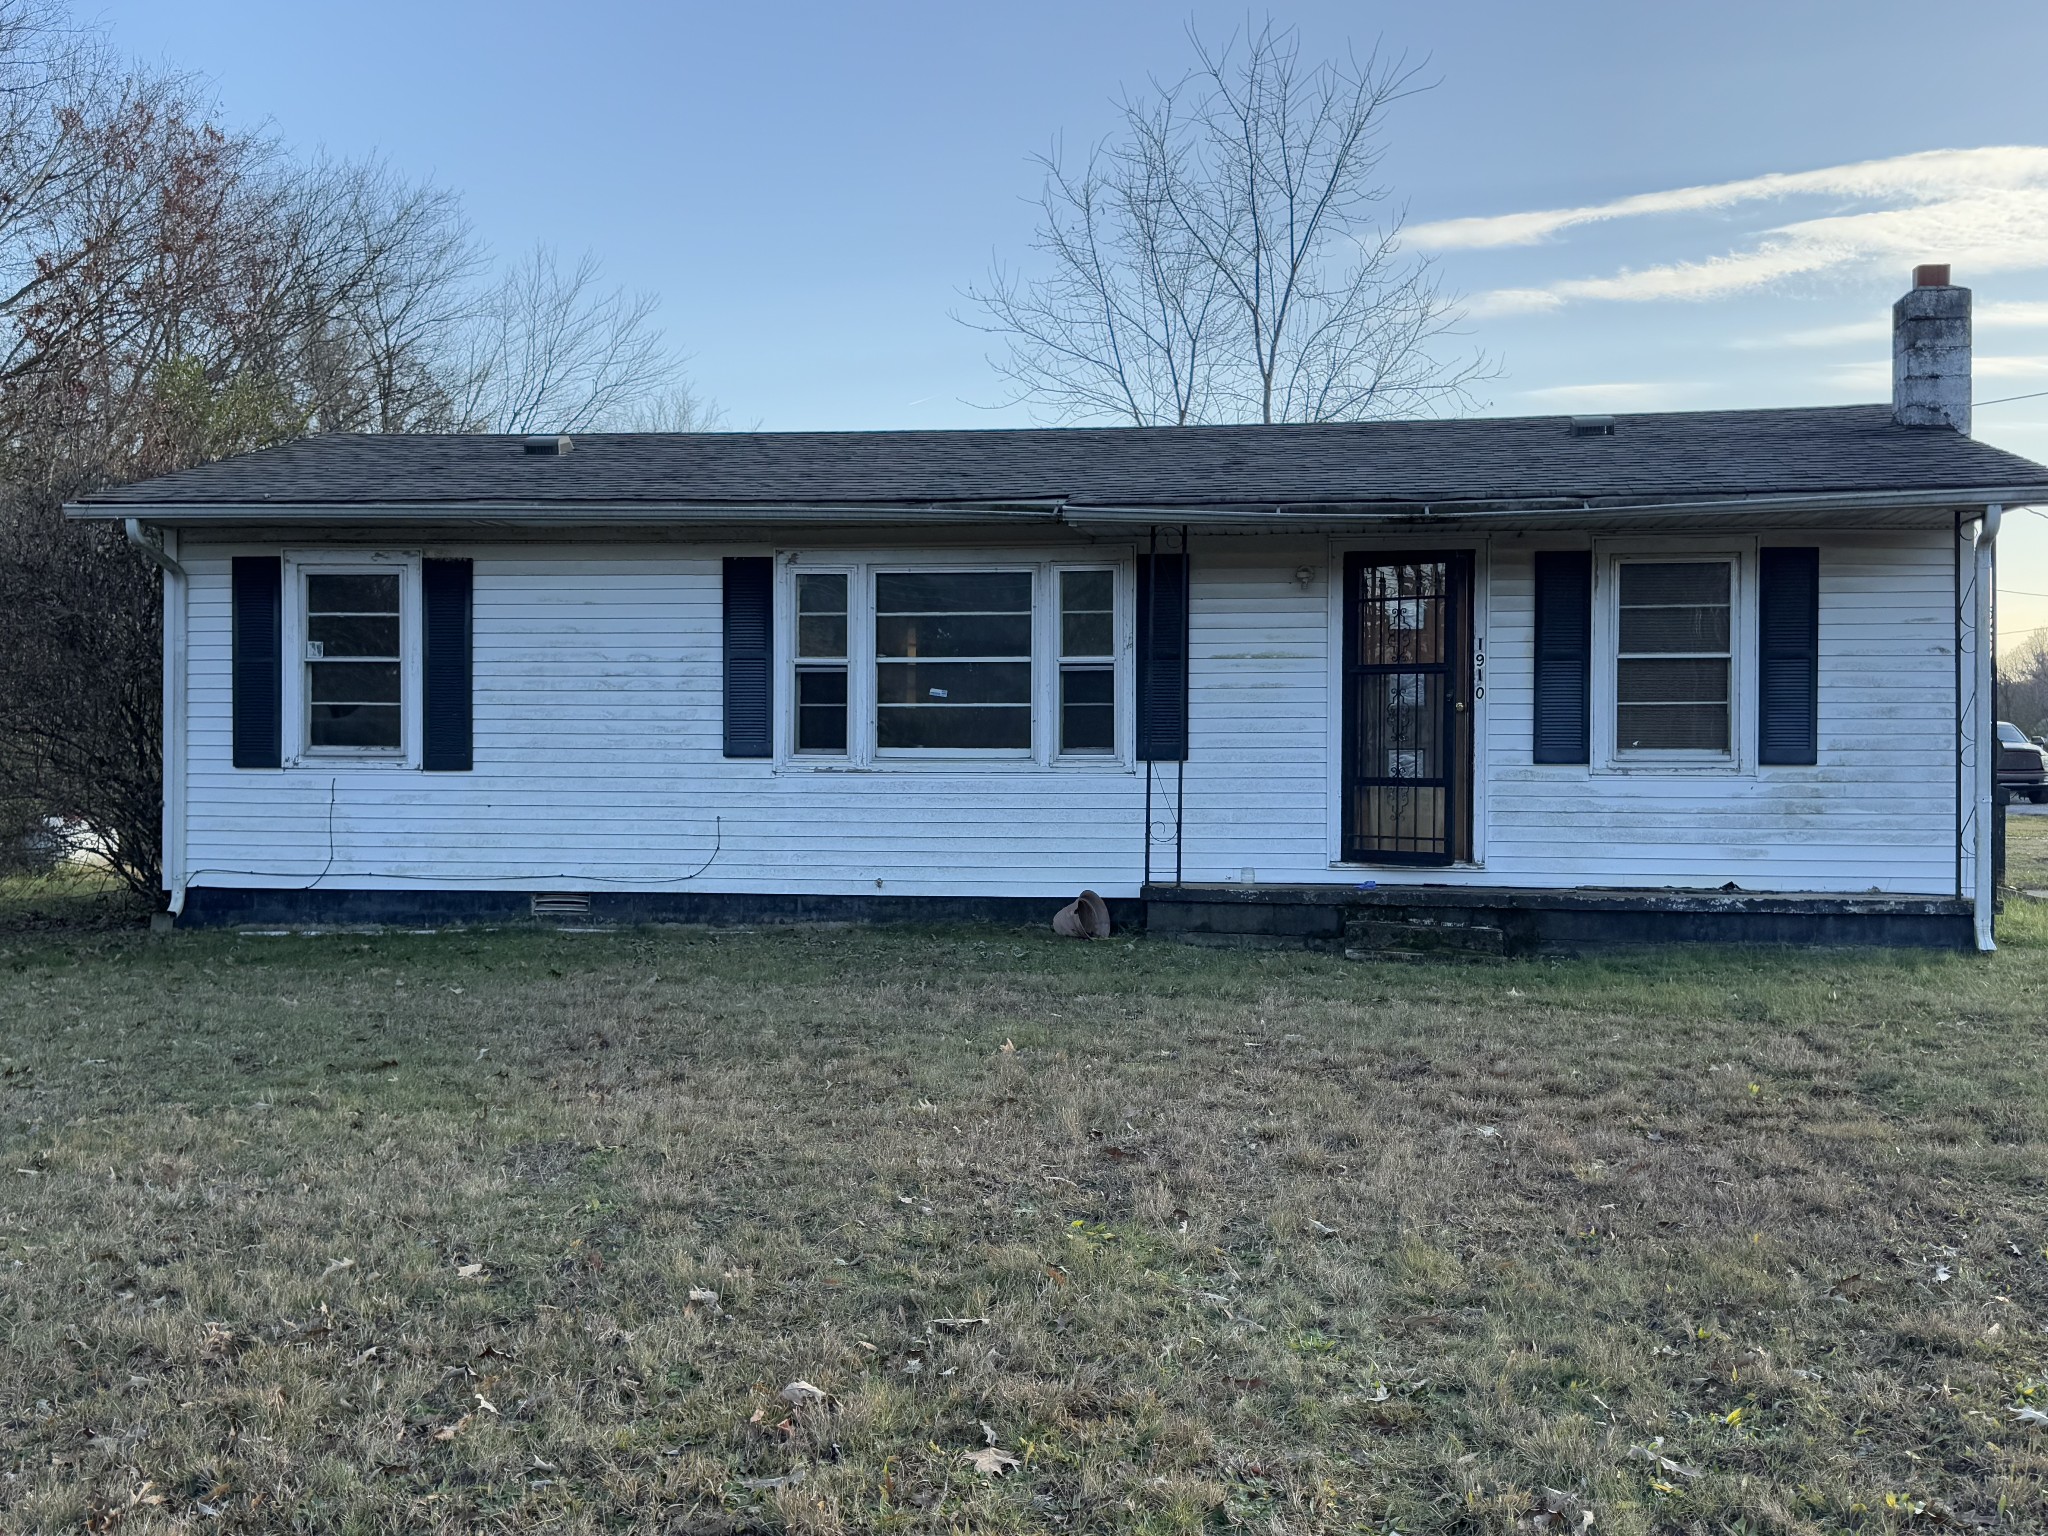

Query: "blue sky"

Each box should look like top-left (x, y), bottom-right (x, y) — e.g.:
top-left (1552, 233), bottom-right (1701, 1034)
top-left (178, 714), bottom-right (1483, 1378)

top-left (93, 0), bottom-right (2048, 647)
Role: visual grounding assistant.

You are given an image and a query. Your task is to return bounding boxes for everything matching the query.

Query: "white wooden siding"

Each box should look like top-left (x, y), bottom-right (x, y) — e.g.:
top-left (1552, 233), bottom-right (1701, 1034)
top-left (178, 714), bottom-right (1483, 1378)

top-left (1175, 530), bottom-right (1959, 894)
top-left (176, 527), bottom-right (1962, 901)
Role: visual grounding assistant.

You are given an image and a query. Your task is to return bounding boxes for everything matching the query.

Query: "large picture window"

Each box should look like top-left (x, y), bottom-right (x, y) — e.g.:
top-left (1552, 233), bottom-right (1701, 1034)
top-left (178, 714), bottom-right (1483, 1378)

top-left (875, 571), bottom-right (1033, 752)
top-left (782, 559), bottom-right (1125, 764)
top-left (1613, 559), bottom-right (1732, 755)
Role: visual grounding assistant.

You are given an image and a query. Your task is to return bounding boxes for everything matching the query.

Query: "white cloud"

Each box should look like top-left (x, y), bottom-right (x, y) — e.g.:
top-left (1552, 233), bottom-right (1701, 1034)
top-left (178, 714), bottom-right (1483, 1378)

top-left (1411, 147), bottom-right (2048, 249)
top-left (1730, 319), bottom-right (1888, 350)
top-left (1982, 301), bottom-right (2048, 328)
top-left (1422, 147), bottom-right (2048, 313)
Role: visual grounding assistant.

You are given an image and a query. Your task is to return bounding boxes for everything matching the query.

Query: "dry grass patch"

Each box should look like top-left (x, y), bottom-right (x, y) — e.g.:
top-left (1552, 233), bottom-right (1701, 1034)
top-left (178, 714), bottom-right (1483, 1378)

top-left (2, 914), bottom-right (2046, 1533)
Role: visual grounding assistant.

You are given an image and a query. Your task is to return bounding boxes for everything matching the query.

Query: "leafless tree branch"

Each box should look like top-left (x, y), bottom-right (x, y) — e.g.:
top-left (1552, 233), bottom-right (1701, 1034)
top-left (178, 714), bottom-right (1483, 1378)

top-left (963, 15), bottom-right (1492, 425)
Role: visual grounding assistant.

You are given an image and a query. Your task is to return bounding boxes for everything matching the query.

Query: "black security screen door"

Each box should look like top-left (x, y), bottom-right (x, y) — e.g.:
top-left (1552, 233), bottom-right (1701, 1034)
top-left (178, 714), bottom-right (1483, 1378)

top-left (1342, 552), bottom-right (1474, 865)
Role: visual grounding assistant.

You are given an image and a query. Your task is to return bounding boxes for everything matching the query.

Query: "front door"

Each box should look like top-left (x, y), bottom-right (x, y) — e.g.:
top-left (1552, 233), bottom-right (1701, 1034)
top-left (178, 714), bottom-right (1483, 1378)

top-left (1342, 552), bottom-right (1474, 865)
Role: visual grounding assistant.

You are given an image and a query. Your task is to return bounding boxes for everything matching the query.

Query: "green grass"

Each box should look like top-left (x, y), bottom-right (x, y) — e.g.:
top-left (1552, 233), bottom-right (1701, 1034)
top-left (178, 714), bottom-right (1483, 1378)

top-left (2, 908), bottom-right (2046, 1533)
top-left (2009, 813), bottom-right (2048, 894)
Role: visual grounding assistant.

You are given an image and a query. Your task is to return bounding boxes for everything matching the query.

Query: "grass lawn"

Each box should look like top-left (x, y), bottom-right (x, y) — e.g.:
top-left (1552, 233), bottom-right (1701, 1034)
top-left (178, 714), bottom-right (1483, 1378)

top-left (2, 887), bottom-right (2047, 1533)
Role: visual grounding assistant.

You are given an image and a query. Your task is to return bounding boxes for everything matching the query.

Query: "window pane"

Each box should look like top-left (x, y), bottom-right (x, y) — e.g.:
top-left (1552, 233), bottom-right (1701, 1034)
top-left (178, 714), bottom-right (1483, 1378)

top-left (875, 660), bottom-right (1030, 705)
top-left (796, 575), bottom-right (848, 659)
top-left (796, 668), bottom-right (848, 752)
top-left (1618, 703), bottom-right (1730, 752)
top-left (1061, 666), bottom-right (1114, 752)
top-left (797, 614), bottom-right (848, 658)
top-left (1061, 611), bottom-right (1114, 656)
top-left (875, 571), bottom-right (1031, 614)
top-left (1616, 657), bottom-right (1729, 704)
top-left (307, 613), bottom-right (400, 658)
top-left (1619, 562), bottom-right (1728, 608)
top-left (307, 573), bottom-right (400, 614)
top-left (1619, 606), bottom-right (1729, 653)
top-left (310, 703), bottom-right (401, 748)
top-left (876, 613), bottom-right (1032, 658)
top-left (309, 660), bottom-right (401, 703)
top-left (1060, 570), bottom-right (1114, 658)
top-left (878, 705), bottom-right (1031, 750)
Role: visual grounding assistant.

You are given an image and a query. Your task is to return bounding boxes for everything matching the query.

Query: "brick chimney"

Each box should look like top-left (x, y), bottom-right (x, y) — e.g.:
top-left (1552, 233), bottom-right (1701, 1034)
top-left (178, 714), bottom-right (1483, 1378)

top-left (1892, 264), bottom-right (1970, 434)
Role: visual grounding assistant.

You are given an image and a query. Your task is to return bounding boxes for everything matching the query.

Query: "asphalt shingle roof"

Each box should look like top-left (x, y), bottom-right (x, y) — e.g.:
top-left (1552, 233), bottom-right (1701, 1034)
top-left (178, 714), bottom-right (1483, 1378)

top-left (75, 405), bottom-right (2048, 513)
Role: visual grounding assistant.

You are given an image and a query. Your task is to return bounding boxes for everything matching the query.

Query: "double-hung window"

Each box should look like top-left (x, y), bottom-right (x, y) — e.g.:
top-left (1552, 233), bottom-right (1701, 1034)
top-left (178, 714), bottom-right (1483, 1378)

top-left (305, 572), bottom-right (404, 749)
top-left (1057, 569), bottom-right (1116, 753)
top-left (795, 572), bottom-right (850, 753)
top-left (783, 559), bottom-right (1124, 764)
top-left (1613, 559), bottom-right (1733, 757)
top-left (282, 552), bottom-right (419, 765)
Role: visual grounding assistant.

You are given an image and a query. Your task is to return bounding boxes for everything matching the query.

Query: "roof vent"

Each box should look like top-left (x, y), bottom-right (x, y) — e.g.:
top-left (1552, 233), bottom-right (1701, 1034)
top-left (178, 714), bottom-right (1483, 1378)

top-left (1569, 415), bottom-right (1616, 437)
top-left (523, 434), bottom-right (573, 456)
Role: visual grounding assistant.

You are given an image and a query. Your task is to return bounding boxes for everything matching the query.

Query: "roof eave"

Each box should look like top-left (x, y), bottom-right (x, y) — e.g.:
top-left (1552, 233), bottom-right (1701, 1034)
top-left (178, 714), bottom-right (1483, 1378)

top-left (65, 483), bottom-right (2048, 529)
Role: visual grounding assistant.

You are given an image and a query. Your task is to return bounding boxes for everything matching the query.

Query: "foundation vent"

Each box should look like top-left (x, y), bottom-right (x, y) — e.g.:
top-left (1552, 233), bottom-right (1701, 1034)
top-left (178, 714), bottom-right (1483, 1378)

top-left (531, 892), bottom-right (592, 918)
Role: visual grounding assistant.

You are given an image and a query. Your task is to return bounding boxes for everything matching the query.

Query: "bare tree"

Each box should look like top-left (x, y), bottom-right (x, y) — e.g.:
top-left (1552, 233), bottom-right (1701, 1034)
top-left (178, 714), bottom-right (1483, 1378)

top-left (453, 246), bottom-right (693, 434)
top-left (2000, 633), bottom-right (2048, 740)
top-left (965, 18), bottom-right (1489, 425)
top-left (0, 3), bottom-right (721, 897)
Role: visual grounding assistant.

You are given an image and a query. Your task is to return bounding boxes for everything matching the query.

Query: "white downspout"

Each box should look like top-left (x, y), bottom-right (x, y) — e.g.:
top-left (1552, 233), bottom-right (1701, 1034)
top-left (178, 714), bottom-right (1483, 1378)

top-left (125, 519), bottom-right (188, 919)
top-left (1973, 504), bottom-right (2001, 952)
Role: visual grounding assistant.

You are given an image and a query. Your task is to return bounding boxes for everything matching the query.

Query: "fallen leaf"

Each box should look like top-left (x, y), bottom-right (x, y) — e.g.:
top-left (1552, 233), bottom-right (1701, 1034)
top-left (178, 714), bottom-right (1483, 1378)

top-left (962, 1446), bottom-right (1021, 1477)
top-left (319, 1257), bottom-right (354, 1278)
top-left (780, 1380), bottom-right (828, 1409)
top-left (999, 1039), bottom-right (1016, 1055)
top-left (454, 1262), bottom-right (487, 1280)
top-left (430, 1414), bottom-right (471, 1442)
top-left (1628, 1440), bottom-right (1702, 1479)
top-left (929, 1316), bottom-right (989, 1332)
top-left (2012, 1405), bottom-right (2048, 1428)
top-left (1305, 1219), bottom-right (1339, 1238)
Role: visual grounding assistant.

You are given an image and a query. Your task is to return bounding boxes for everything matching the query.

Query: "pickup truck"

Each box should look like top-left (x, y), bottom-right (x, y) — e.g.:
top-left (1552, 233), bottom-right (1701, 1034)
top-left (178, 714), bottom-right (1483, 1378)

top-left (1999, 721), bottom-right (2048, 803)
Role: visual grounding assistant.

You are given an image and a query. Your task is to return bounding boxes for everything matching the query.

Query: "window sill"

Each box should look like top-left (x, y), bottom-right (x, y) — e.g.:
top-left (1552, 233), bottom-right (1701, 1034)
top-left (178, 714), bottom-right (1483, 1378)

top-left (1594, 759), bottom-right (1749, 776)
top-left (778, 758), bottom-right (1133, 775)
top-left (1329, 860), bottom-right (1486, 872)
top-left (287, 754), bottom-right (416, 770)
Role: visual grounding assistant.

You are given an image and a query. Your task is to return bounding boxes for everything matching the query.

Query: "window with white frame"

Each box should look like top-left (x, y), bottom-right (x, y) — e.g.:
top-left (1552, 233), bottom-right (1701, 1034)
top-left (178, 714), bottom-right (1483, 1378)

top-left (875, 570), bottom-right (1033, 751)
top-left (284, 552), bottom-right (418, 763)
top-left (794, 571), bottom-right (849, 752)
top-left (784, 559), bottom-right (1124, 763)
top-left (1057, 569), bottom-right (1116, 753)
top-left (1613, 559), bottom-right (1732, 755)
top-left (304, 568), bottom-right (405, 751)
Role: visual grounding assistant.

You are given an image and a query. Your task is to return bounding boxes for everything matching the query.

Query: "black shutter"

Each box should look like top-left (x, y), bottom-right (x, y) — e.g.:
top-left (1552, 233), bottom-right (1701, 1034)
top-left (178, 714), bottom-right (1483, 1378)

top-left (1136, 552), bottom-right (1189, 761)
top-left (1757, 546), bottom-right (1820, 765)
top-left (723, 556), bottom-right (774, 758)
top-left (231, 556), bottom-right (282, 769)
top-left (1532, 550), bottom-right (1592, 764)
top-left (422, 558), bottom-right (473, 771)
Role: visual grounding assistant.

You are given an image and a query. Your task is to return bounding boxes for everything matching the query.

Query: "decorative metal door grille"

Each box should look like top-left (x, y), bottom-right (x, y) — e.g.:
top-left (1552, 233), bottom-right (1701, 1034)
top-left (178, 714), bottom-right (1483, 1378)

top-left (1343, 553), bottom-right (1472, 864)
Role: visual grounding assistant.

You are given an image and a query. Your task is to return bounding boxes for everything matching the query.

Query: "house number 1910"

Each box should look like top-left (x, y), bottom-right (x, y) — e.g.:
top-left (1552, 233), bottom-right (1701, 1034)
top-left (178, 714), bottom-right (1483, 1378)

top-left (1473, 635), bottom-right (1485, 701)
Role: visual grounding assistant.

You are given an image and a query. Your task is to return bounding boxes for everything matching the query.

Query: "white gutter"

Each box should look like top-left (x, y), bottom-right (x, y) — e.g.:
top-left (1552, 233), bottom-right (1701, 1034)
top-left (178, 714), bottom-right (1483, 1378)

top-left (68, 484), bottom-right (2048, 529)
top-left (127, 521), bottom-right (188, 919)
top-left (1064, 485), bottom-right (2048, 526)
top-left (71, 499), bottom-right (1073, 526)
top-left (1973, 504), bottom-right (2002, 952)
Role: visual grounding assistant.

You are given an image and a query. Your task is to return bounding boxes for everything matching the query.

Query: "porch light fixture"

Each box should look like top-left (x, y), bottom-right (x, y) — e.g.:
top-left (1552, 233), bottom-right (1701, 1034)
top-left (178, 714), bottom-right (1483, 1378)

top-left (1293, 565), bottom-right (1316, 589)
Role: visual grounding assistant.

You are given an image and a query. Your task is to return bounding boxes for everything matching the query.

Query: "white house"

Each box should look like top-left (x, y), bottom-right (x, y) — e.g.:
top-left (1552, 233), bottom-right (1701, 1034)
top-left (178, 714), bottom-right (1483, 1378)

top-left (73, 268), bottom-right (2048, 951)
